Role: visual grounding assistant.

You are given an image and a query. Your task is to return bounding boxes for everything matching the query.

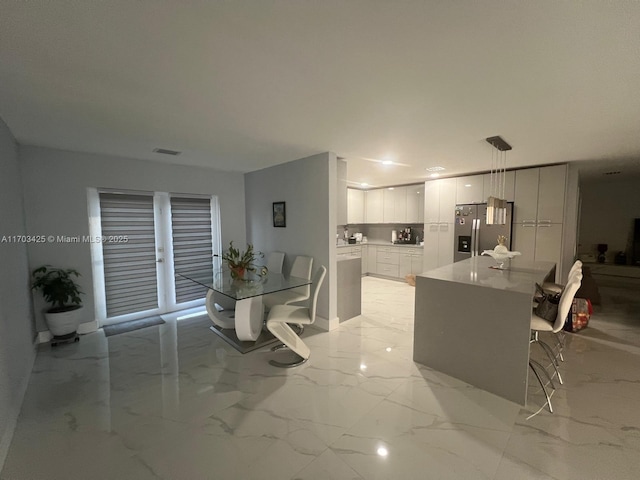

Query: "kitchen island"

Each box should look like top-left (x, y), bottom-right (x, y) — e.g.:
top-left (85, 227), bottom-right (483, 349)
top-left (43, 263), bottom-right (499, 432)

top-left (413, 256), bottom-right (555, 405)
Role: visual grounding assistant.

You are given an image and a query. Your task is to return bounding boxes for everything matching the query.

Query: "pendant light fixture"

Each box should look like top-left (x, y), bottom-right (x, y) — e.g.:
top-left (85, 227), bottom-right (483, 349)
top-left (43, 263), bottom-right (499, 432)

top-left (485, 136), bottom-right (511, 225)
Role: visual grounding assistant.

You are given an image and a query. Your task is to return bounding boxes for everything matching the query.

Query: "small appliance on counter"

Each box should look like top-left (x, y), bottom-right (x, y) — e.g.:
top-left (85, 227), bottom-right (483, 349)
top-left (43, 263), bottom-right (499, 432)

top-left (394, 227), bottom-right (417, 244)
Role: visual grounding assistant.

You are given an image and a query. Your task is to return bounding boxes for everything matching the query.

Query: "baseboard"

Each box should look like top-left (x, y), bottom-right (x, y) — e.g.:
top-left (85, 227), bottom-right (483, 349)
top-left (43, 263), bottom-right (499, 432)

top-left (0, 337), bottom-right (37, 471)
top-left (315, 315), bottom-right (339, 331)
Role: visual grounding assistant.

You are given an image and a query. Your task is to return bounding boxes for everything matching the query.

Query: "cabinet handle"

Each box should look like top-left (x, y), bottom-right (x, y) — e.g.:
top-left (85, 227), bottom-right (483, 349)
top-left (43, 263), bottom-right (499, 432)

top-left (538, 220), bottom-right (552, 225)
top-left (522, 224), bottom-right (536, 228)
top-left (538, 224), bottom-right (552, 228)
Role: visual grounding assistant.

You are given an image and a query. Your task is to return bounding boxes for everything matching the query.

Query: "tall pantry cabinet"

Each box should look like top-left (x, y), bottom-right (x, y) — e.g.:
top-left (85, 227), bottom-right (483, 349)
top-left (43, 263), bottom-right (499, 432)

top-left (512, 164), bottom-right (567, 280)
top-left (423, 178), bottom-right (456, 271)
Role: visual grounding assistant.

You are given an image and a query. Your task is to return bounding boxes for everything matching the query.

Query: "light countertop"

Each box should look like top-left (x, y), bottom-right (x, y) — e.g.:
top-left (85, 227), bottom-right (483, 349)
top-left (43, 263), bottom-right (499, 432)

top-left (418, 256), bottom-right (555, 294)
top-left (337, 241), bottom-right (423, 248)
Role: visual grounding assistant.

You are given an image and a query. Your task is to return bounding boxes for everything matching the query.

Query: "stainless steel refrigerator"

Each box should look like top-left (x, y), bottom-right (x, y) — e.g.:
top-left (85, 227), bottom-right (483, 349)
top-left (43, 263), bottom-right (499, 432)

top-left (453, 202), bottom-right (514, 263)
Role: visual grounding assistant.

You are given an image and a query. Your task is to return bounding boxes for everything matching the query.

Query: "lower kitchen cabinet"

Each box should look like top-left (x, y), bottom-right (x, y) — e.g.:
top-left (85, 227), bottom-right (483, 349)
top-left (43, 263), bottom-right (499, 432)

top-left (423, 222), bottom-right (454, 272)
top-left (512, 223), bottom-right (563, 281)
top-left (399, 249), bottom-right (424, 277)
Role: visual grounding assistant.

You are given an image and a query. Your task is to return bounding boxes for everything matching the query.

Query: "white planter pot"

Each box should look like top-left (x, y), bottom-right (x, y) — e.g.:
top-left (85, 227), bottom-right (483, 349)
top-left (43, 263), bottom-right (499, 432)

top-left (45, 306), bottom-right (84, 337)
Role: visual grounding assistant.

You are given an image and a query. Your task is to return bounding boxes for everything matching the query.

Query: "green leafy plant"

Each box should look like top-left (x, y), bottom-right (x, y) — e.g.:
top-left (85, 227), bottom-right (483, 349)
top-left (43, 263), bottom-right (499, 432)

top-left (221, 242), bottom-right (266, 280)
top-left (31, 266), bottom-right (83, 313)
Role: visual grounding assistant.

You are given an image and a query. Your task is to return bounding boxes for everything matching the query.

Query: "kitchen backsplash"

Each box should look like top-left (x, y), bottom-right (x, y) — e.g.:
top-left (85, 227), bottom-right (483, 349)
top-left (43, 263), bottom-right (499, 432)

top-left (337, 224), bottom-right (424, 244)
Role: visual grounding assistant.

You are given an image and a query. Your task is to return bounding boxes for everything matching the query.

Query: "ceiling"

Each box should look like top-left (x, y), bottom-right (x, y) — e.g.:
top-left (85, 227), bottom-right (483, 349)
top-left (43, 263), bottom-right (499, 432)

top-left (1, 1), bottom-right (640, 187)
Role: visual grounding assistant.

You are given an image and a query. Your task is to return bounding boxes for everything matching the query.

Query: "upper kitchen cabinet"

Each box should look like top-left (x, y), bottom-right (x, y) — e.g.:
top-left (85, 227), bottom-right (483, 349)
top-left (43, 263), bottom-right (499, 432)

top-left (514, 165), bottom-right (566, 224)
top-left (337, 159), bottom-right (348, 225)
top-left (482, 170), bottom-right (515, 202)
top-left (365, 188), bottom-right (384, 223)
top-left (383, 187), bottom-right (398, 223)
top-left (392, 187), bottom-right (408, 223)
top-left (347, 188), bottom-right (365, 224)
top-left (537, 165), bottom-right (567, 224)
top-left (425, 178), bottom-right (456, 224)
top-left (406, 184), bottom-right (424, 223)
top-left (455, 175), bottom-right (484, 204)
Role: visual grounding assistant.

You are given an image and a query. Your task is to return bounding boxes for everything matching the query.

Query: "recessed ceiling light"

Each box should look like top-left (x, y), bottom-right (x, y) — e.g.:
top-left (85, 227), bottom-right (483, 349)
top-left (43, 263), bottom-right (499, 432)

top-left (429, 173), bottom-right (440, 178)
top-left (385, 347), bottom-right (392, 352)
top-left (360, 182), bottom-right (369, 187)
top-left (382, 160), bottom-right (393, 165)
top-left (465, 184), bottom-right (472, 187)
top-left (388, 187), bottom-right (394, 190)
top-left (360, 363), bottom-right (367, 371)
top-left (377, 446), bottom-right (389, 457)
top-left (426, 166), bottom-right (445, 172)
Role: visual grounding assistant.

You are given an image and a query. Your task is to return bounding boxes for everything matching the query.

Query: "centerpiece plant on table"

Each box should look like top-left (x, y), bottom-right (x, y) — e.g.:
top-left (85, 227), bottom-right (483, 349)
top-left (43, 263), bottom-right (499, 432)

top-left (221, 241), bottom-right (267, 280)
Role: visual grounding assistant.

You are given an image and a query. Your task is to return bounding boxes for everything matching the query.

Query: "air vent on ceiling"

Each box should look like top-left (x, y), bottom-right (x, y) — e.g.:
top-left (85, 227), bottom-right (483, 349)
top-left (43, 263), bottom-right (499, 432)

top-left (603, 171), bottom-right (621, 176)
top-left (153, 148), bottom-right (181, 156)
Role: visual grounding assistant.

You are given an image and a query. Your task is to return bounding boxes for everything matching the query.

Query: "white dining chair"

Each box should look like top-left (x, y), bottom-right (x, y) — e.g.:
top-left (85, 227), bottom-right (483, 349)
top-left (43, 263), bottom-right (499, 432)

top-left (262, 255), bottom-right (313, 310)
top-left (542, 260), bottom-right (582, 294)
top-left (266, 251), bottom-right (285, 274)
top-left (266, 265), bottom-right (326, 368)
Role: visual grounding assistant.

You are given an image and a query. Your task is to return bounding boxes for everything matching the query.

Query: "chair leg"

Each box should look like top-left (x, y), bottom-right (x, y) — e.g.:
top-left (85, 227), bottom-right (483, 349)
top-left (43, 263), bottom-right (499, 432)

top-left (529, 361), bottom-right (554, 414)
top-left (536, 339), bottom-right (564, 385)
top-left (269, 324), bottom-right (304, 351)
top-left (269, 354), bottom-right (308, 368)
top-left (266, 320), bottom-right (310, 368)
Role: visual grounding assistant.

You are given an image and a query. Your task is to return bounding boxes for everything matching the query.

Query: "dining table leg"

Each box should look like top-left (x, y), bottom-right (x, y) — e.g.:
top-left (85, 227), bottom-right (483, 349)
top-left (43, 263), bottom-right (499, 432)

top-left (234, 296), bottom-right (265, 341)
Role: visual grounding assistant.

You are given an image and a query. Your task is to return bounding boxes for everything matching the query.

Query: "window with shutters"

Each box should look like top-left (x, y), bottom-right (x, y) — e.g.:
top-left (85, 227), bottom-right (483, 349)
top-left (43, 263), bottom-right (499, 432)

top-left (88, 189), bottom-right (221, 325)
top-left (170, 196), bottom-right (214, 304)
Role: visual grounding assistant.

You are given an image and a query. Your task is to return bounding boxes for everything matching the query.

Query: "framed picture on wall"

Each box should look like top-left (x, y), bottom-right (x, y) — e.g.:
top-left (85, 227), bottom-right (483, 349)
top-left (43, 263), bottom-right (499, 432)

top-left (273, 201), bottom-right (286, 227)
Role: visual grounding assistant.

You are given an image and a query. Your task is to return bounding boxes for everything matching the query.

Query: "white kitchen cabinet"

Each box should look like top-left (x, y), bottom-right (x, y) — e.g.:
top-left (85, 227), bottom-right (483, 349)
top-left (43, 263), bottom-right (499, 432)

top-left (423, 178), bottom-right (456, 270)
top-left (423, 224), bottom-right (440, 272)
top-left (347, 188), bottom-right (365, 224)
top-left (514, 168), bottom-right (540, 224)
top-left (534, 224), bottom-right (563, 275)
top-left (482, 170), bottom-right (515, 202)
top-left (425, 178), bottom-right (456, 223)
top-left (424, 181), bottom-right (440, 224)
top-left (512, 165), bottom-right (567, 281)
top-left (438, 178), bottom-right (456, 223)
top-left (456, 175), bottom-right (484, 204)
top-left (537, 165), bottom-right (566, 224)
top-left (393, 186), bottom-right (408, 223)
top-left (437, 222), bottom-right (454, 267)
top-left (406, 184), bottom-right (424, 223)
top-left (512, 223), bottom-right (563, 282)
top-left (366, 245), bottom-right (377, 274)
top-left (514, 165), bottom-right (566, 224)
top-left (365, 189), bottom-right (383, 223)
top-left (399, 248), bottom-right (424, 277)
top-left (360, 245), bottom-right (367, 275)
top-left (511, 223), bottom-right (537, 263)
top-left (383, 188), bottom-right (395, 222)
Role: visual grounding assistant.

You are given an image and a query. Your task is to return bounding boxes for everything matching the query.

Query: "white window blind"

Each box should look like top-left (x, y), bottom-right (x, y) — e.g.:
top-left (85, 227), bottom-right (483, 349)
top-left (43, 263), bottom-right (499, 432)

top-left (170, 196), bottom-right (213, 303)
top-left (99, 193), bottom-right (159, 317)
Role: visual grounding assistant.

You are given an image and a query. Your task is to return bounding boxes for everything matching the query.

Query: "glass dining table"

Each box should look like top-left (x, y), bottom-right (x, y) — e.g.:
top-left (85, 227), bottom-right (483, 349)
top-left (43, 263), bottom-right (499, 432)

top-left (176, 268), bottom-right (311, 342)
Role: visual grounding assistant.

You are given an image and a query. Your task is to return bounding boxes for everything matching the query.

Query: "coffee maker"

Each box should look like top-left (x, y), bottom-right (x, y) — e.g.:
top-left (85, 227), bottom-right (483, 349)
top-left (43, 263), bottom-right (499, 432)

top-left (395, 227), bottom-right (414, 244)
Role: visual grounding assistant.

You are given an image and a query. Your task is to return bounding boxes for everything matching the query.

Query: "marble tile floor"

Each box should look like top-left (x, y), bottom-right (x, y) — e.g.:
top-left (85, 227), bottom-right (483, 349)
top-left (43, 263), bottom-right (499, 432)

top-left (2, 275), bottom-right (640, 480)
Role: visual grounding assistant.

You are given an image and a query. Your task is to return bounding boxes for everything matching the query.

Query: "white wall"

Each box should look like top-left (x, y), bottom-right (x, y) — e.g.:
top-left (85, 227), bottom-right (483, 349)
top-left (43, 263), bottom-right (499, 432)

top-left (579, 176), bottom-right (640, 262)
top-left (0, 118), bottom-right (36, 469)
top-left (244, 152), bottom-right (338, 328)
top-left (20, 146), bottom-right (247, 332)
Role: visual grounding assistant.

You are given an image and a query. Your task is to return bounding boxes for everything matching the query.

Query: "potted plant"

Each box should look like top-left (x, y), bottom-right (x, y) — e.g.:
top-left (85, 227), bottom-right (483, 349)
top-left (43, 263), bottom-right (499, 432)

top-left (221, 242), bottom-right (267, 280)
top-left (31, 265), bottom-right (84, 339)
